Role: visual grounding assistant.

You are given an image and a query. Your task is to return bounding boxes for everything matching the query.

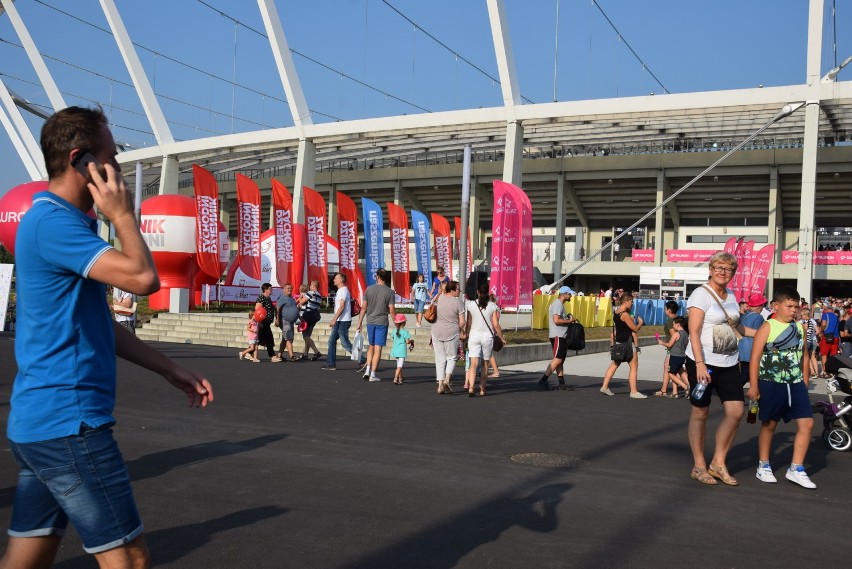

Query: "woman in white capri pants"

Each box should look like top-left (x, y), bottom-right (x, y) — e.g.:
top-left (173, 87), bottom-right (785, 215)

top-left (431, 280), bottom-right (466, 394)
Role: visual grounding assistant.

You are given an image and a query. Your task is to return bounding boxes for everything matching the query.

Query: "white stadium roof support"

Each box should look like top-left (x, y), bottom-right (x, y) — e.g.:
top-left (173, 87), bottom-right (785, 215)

top-left (0, 77), bottom-right (46, 180)
top-left (257, 0), bottom-right (313, 130)
top-left (0, 98), bottom-right (44, 181)
top-left (485, 0), bottom-right (521, 111)
top-left (2, 0), bottom-right (66, 112)
top-left (99, 0), bottom-right (174, 146)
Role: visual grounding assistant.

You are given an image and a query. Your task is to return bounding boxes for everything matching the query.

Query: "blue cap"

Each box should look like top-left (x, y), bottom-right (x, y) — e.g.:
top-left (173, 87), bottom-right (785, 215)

top-left (558, 286), bottom-right (575, 295)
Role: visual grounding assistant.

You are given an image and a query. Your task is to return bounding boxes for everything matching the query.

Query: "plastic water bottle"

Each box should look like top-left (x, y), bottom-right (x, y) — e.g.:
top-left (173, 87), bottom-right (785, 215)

top-left (691, 369), bottom-right (712, 399)
top-left (746, 399), bottom-right (759, 424)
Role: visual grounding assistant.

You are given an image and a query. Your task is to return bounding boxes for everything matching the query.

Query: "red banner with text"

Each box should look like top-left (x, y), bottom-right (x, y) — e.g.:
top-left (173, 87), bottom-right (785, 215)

top-left (234, 173), bottom-right (262, 282)
top-left (303, 187), bottom-right (328, 296)
top-left (336, 192), bottom-right (360, 297)
top-left (388, 202), bottom-right (411, 298)
top-left (431, 213), bottom-right (452, 279)
top-left (271, 179), bottom-right (297, 291)
top-left (192, 165), bottom-right (221, 280)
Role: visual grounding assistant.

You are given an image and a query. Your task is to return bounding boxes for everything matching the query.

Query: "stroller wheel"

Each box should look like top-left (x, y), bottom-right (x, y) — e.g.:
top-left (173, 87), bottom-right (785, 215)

top-left (822, 427), bottom-right (852, 451)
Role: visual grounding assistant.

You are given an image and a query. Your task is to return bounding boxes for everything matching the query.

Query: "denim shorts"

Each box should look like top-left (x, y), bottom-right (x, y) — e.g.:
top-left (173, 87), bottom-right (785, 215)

top-left (414, 299), bottom-right (426, 313)
top-left (366, 324), bottom-right (389, 346)
top-left (8, 424), bottom-right (144, 554)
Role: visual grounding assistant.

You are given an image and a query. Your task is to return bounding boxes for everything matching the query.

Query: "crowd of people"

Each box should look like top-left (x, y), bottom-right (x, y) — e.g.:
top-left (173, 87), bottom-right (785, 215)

top-left (244, 267), bottom-right (508, 395)
top-left (598, 251), bottom-right (850, 491)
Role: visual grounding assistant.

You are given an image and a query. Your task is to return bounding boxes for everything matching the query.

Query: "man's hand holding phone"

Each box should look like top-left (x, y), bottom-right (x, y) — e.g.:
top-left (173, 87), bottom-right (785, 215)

top-left (73, 150), bottom-right (133, 223)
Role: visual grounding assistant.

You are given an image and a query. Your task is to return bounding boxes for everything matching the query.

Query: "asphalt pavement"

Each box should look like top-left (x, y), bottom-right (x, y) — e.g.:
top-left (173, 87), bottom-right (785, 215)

top-left (0, 333), bottom-right (848, 568)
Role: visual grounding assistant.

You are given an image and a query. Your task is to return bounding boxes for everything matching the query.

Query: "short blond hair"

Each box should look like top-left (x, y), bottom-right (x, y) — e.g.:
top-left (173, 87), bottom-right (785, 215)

top-left (708, 251), bottom-right (737, 271)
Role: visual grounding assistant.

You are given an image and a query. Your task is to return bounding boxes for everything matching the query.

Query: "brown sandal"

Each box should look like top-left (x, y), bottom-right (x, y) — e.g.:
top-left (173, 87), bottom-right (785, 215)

top-left (708, 464), bottom-right (739, 486)
top-left (690, 467), bottom-right (718, 485)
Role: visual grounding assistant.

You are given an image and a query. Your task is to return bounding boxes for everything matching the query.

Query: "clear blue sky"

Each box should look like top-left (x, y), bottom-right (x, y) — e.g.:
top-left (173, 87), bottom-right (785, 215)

top-left (1, 0), bottom-right (849, 194)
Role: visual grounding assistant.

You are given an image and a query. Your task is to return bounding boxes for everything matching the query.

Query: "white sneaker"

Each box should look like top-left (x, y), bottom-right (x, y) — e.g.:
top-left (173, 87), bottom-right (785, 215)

top-left (629, 392), bottom-right (648, 399)
top-left (755, 464), bottom-right (777, 483)
top-left (600, 387), bottom-right (614, 396)
top-left (785, 466), bottom-right (816, 489)
top-left (368, 375), bottom-right (381, 382)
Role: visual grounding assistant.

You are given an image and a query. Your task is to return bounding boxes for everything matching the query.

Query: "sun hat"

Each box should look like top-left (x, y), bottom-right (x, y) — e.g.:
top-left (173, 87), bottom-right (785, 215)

top-left (394, 313), bottom-right (407, 324)
top-left (746, 292), bottom-right (768, 307)
top-left (558, 286), bottom-right (575, 295)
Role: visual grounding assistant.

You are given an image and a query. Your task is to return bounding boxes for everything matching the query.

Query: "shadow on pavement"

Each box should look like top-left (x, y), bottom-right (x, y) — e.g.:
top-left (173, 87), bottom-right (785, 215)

top-left (340, 475), bottom-right (570, 569)
top-left (127, 434), bottom-right (288, 482)
top-left (53, 506), bottom-right (289, 569)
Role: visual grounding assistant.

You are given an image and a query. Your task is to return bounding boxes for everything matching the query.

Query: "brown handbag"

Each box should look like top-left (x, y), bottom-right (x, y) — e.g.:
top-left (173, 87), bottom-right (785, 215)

top-left (424, 303), bottom-right (438, 323)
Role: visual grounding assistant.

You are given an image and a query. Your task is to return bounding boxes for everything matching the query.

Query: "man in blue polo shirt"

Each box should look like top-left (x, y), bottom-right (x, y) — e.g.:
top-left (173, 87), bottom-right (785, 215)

top-left (1, 107), bottom-right (214, 569)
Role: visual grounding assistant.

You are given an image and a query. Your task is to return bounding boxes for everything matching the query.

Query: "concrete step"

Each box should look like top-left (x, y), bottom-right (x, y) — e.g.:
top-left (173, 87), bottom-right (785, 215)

top-left (140, 312), bottom-right (629, 365)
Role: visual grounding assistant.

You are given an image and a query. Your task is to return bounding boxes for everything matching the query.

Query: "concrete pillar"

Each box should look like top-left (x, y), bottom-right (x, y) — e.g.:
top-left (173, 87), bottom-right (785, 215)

top-left (470, 180), bottom-right (481, 260)
top-left (796, 102), bottom-right (819, 303)
top-left (327, 184), bottom-right (338, 239)
top-left (767, 166), bottom-right (780, 298)
top-left (393, 180), bottom-right (401, 206)
top-left (158, 155), bottom-right (179, 195)
top-left (553, 175), bottom-right (566, 276)
top-left (655, 171), bottom-right (665, 266)
top-left (502, 121), bottom-right (523, 186)
top-left (169, 288), bottom-right (190, 314)
top-left (292, 138), bottom-right (316, 224)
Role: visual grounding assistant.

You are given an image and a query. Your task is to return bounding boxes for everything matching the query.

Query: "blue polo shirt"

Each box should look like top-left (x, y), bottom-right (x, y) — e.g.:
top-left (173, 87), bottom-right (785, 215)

top-left (8, 192), bottom-right (115, 443)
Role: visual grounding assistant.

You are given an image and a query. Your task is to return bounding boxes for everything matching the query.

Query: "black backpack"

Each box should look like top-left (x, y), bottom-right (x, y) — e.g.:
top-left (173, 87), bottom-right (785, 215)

top-left (564, 322), bottom-right (586, 353)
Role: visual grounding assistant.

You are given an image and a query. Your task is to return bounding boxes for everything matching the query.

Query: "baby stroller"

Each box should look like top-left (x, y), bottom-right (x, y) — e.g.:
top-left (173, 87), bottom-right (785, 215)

top-left (812, 354), bottom-right (852, 451)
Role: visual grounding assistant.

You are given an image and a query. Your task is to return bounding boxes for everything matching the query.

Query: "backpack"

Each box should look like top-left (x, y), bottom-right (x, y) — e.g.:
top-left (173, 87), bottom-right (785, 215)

top-left (350, 298), bottom-right (362, 317)
top-left (564, 322), bottom-right (585, 353)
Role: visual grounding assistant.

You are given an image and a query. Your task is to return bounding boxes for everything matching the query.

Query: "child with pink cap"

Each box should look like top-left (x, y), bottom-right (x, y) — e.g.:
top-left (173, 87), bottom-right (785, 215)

top-left (390, 313), bottom-right (414, 384)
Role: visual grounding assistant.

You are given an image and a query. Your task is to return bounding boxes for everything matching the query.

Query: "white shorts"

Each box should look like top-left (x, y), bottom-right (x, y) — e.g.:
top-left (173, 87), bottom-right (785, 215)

top-left (467, 332), bottom-right (494, 360)
top-left (396, 357), bottom-right (405, 368)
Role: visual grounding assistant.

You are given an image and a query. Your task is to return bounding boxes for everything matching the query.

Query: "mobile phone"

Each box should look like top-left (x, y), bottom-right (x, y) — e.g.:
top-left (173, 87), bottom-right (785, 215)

top-left (71, 150), bottom-right (102, 181)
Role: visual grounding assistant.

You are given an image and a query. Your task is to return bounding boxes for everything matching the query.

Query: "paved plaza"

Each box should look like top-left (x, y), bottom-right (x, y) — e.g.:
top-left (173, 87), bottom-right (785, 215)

top-left (0, 333), bottom-right (848, 568)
